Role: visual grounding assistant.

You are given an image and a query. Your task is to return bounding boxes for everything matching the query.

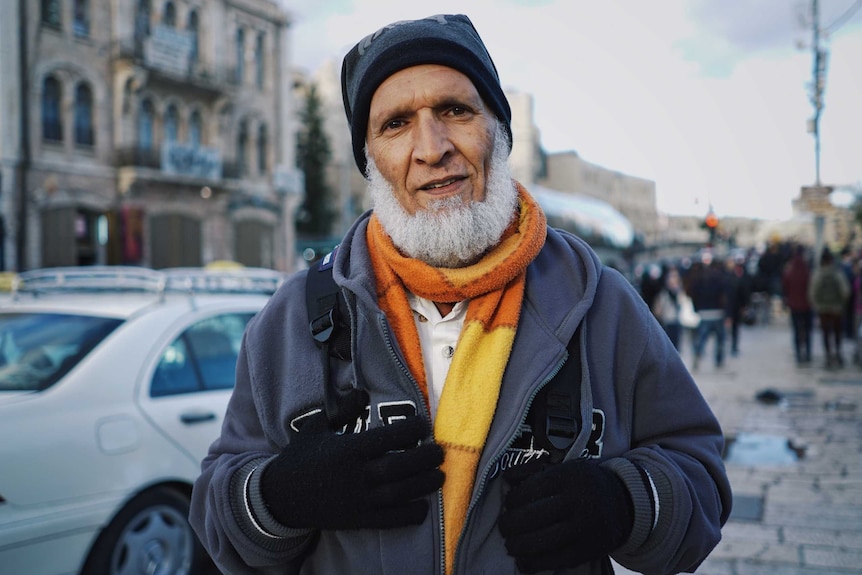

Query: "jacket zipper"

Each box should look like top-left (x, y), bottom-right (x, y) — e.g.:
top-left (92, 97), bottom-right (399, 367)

top-left (378, 315), bottom-right (445, 575)
top-left (452, 352), bottom-right (569, 573)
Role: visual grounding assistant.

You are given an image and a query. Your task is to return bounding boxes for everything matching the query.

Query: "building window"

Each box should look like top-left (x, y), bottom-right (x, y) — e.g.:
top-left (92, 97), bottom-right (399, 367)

top-left (74, 83), bottom-right (94, 146)
top-left (163, 1), bottom-right (176, 27)
top-left (164, 104), bottom-right (179, 143)
top-left (73, 0), bottom-right (90, 37)
top-left (257, 125), bottom-right (267, 174)
top-left (237, 120), bottom-right (248, 176)
top-left (139, 99), bottom-right (155, 151)
top-left (41, 0), bottom-right (61, 29)
top-left (235, 28), bottom-right (245, 84)
top-left (135, 0), bottom-right (151, 56)
top-left (187, 10), bottom-right (199, 68)
top-left (42, 76), bottom-right (63, 142)
top-left (189, 110), bottom-right (202, 146)
top-left (255, 33), bottom-right (265, 89)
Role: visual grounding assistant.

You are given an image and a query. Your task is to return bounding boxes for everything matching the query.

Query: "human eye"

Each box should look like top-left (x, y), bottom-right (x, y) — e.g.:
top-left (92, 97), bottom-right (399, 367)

top-left (384, 118), bottom-right (406, 131)
top-left (449, 105), bottom-right (470, 117)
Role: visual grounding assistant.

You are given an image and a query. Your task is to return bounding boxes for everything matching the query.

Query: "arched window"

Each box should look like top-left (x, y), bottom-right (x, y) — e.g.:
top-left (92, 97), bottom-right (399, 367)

top-left (42, 76), bottom-right (63, 142)
top-left (163, 1), bottom-right (176, 27)
top-left (73, 0), bottom-right (90, 37)
top-left (237, 120), bottom-right (248, 176)
top-left (164, 104), bottom-right (179, 142)
top-left (235, 28), bottom-right (245, 84)
top-left (257, 125), bottom-right (267, 174)
top-left (255, 33), bottom-right (265, 89)
top-left (187, 10), bottom-right (199, 68)
top-left (74, 83), bottom-right (94, 146)
top-left (189, 110), bottom-right (202, 146)
top-left (139, 99), bottom-right (155, 151)
top-left (41, 0), bottom-right (61, 29)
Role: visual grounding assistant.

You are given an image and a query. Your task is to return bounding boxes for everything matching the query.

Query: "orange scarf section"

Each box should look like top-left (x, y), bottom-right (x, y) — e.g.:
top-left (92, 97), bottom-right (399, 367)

top-left (367, 185), bottom-right (546, 574)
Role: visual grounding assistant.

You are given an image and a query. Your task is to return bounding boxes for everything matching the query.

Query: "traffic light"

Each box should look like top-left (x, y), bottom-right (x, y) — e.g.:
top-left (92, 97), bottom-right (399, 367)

top-left (704, 212), bottom-right (719, 246)
top-left (705, 212), bottom-right (719, 229)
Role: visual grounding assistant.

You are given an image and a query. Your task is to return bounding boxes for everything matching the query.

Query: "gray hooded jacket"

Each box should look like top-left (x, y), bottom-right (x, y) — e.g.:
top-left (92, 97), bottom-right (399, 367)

top-left (190, 209), bottom-right (732, 575)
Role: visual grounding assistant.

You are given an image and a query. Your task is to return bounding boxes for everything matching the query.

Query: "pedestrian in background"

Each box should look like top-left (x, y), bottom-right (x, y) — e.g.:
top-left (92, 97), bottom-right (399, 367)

top-left (809, 248), bottom-right (850, 369)
top-left (853, 256), bottom-right (862, 365)
top-left (754, 240), bottom-right (784, 324)
top-left (652, 266), bottom-right (684, 351)
top-left (782, 244), bottom-right (813, 366)
top-left (726, 255), bottom-right (752, 356)
top-left (638, 262), bottom-right (664, 311)
top-left (839, 247), bottom-right (857, 355)
top-left (687, 253), bottom-right (731, 369)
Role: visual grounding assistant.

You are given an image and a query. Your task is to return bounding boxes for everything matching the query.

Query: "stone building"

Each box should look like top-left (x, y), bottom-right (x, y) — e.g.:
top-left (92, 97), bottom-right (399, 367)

top-left (0, 0), bottom-right (300, 272)
top-left (538, 151), bottom-right (659, 246)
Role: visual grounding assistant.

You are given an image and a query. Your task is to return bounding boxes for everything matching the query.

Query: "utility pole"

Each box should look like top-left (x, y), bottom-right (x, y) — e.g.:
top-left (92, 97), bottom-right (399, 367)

top-left (809, 0), bottom-right (828, 187)
top-left (808, 0), bottom-right (829, 262)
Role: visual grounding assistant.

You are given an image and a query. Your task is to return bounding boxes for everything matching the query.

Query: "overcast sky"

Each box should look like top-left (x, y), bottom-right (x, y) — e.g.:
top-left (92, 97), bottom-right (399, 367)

top-left (279, 0), bottom-right (862, 221)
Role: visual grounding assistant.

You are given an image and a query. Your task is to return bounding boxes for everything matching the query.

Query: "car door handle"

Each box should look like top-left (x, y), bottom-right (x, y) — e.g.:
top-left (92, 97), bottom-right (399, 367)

top-left (180, 412), bottom-right (217, 425)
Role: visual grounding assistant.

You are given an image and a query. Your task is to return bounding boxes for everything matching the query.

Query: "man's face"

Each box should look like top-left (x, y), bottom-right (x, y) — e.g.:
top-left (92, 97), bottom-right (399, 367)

top-left (366, 64), bottom-right (497, 215)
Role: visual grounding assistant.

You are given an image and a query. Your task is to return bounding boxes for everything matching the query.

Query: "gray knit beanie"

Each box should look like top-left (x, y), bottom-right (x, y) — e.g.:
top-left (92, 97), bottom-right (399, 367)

top-left (341, 14), bottom-right (512, 176)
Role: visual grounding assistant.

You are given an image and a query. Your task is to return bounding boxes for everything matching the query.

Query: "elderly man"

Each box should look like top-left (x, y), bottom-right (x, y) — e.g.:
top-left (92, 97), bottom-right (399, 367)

top-left (190, 14), bottom-right (731, 575)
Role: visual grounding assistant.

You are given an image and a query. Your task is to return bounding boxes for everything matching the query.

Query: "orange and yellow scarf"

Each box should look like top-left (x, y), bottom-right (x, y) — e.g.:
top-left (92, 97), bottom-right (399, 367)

top-left (367, 185), bottom-right (546, 574)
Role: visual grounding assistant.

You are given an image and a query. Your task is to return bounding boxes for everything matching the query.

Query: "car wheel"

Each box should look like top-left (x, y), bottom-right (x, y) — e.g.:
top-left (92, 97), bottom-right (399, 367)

top-left (81, 487), bottom-right (208, 575)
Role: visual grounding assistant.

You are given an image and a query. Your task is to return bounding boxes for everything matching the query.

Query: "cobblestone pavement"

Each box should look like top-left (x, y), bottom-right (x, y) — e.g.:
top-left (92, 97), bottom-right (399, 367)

top-left (615, 311), bottom-right (862, 575)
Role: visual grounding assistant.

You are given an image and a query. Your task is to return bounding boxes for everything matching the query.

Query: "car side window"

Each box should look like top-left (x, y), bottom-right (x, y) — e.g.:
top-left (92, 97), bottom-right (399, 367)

top-left (0, 313), bottom-right (122, 392)
top-left (150, 312), bottom-right (255, 397)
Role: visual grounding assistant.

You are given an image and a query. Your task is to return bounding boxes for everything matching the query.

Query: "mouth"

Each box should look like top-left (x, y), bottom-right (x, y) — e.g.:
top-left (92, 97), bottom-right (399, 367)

top-left (419, 177), bottom-right (464, 191)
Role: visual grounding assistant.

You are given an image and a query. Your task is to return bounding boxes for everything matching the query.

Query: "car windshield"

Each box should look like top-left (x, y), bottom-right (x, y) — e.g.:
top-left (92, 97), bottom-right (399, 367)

top-left (0, 313), bottom-right (123, 392)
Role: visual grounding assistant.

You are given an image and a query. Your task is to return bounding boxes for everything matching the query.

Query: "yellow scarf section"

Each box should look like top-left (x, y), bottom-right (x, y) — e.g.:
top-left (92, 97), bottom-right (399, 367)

top-left (367, 184), bottom-right (546, 574)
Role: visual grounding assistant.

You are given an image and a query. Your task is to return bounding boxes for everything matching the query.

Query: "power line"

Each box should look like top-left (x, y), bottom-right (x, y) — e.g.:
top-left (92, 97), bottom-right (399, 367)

top-left (825, 0), bottom-right (862, 33)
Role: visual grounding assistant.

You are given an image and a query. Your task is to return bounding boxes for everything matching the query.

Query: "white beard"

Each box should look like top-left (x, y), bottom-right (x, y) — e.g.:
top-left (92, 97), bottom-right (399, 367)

top-left (366, 123), bottom-right (518, 268)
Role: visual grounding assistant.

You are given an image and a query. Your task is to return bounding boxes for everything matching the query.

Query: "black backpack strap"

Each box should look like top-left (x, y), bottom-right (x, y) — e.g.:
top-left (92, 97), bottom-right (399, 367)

top-left (530, 324), bottom-right (582, 462)
top-left (305, 248), bottom-right (354, 426)
top-left (305, 248), bottom-right (351, 361)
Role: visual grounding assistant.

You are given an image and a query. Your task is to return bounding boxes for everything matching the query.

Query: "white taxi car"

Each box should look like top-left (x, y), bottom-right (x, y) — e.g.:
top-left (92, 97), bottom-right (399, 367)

top-left (0, 266), bottom-right (283, 575)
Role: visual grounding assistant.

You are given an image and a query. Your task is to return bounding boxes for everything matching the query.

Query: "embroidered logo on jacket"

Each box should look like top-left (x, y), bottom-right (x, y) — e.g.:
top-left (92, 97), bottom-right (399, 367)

top-left (289, 400), bottom-right (418, 434)
top-left (490, 409), bottom-right (606, 479)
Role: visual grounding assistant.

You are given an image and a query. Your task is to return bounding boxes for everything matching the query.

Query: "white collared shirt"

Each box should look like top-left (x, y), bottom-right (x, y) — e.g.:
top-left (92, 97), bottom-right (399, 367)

top-left (406, 293), bottom-right (468, 419)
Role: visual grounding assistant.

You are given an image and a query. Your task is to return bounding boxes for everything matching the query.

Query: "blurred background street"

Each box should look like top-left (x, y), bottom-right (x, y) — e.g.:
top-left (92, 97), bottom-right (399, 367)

top-left (616, 307), bottom-right (862, 574)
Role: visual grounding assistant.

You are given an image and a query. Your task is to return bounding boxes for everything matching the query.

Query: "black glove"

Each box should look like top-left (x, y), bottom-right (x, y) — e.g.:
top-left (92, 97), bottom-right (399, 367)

top-left (499, 458), bottom-right (634, 573)
top-left (260, 407), bottom-right (444, 531)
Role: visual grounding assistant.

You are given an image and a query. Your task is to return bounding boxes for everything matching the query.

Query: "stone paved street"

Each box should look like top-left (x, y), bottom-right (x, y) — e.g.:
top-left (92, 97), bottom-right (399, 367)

top-left (615, 311), bottom-right (862, 575)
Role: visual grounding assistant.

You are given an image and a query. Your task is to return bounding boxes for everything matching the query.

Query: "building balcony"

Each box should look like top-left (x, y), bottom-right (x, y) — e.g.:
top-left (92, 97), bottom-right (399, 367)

top-left (113, 36), bottom-right (231, 98)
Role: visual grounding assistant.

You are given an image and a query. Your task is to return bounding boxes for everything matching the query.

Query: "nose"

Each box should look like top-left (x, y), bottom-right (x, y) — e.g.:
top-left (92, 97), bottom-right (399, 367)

top-left (412, 114), bottom-right (453, 166)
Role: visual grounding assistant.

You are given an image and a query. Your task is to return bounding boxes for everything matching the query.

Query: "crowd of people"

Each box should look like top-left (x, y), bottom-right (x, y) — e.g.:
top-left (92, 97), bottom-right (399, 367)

top-left (639, 250), bottom-right (753, 370)
top-left (641, 241), bottom-right (862, 371)
top-left (781, 244), bottom-right (857, 369)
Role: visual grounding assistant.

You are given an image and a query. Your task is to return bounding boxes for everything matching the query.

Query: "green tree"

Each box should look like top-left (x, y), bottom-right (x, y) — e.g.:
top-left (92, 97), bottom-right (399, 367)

top-left (296, 83), bottom-right (335, 237)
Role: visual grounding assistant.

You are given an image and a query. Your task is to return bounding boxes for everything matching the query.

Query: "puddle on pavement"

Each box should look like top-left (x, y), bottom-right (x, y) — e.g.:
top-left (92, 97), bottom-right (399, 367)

top-left (723, 432), bottom-right (805, 466)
